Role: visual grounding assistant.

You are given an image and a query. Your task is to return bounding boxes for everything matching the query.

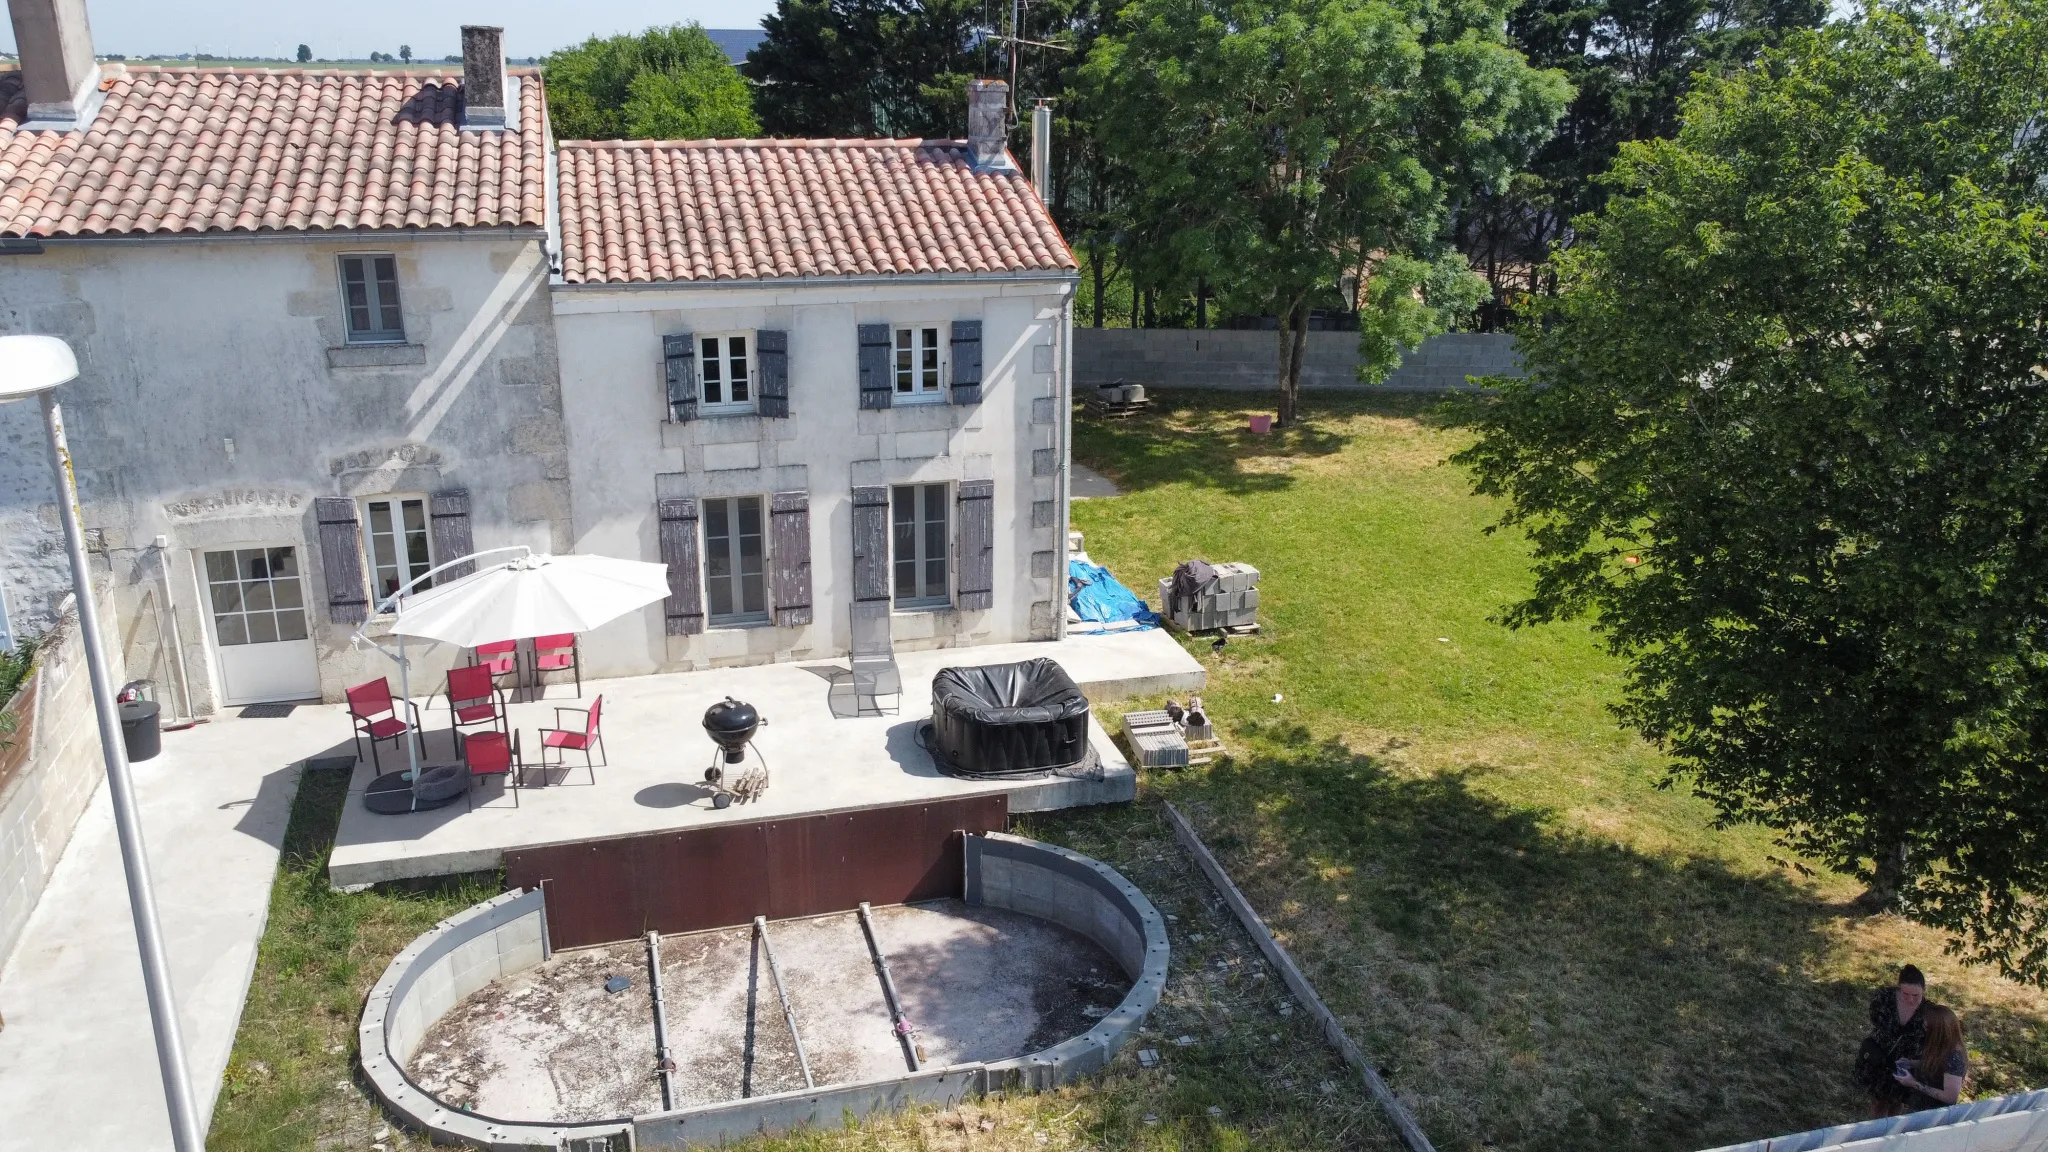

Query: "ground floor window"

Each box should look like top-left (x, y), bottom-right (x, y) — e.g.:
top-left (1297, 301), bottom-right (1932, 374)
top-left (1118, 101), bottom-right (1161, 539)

top-left (704, 495), bottom-right (768, 625)
top-left (205, 547), bottom-right (309, 644)
top-left (893, 483), bottom-right (949, 608)
top-left (363, 497), bottom-right (433, 602)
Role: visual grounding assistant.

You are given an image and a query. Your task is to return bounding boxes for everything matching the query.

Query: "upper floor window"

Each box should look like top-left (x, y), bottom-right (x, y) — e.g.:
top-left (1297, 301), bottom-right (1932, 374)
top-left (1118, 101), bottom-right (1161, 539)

top-left (363, 496), bottom-right (433, 602)
top-left (700, 333), bottom-right (753, 415)
top-left (895, 327), bottom-right (943, 403)
top-left (340, 255), bottom-right (405, 344)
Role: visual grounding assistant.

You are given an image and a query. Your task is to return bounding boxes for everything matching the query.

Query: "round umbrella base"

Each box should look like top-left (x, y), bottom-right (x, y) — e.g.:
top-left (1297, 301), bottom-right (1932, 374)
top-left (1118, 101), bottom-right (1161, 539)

top-left (363, 764), bottom-right (467, 814)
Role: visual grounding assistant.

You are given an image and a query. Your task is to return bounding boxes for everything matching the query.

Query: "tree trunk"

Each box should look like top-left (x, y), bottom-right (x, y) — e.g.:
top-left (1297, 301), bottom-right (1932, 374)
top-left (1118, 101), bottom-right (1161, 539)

top-left (1143, 288), bottom-right (1156, 329)
top-left (1196, 279), bottom-right (1207, 329)
top-left (1091, 252), bottom-right (1105, 328)
top-left (1277, 302), bottom-right (1308, 426)
top-left (1859, 839), bottom-right (1911, 912)
top-left (1129, 272), bottom-right (1140, 328)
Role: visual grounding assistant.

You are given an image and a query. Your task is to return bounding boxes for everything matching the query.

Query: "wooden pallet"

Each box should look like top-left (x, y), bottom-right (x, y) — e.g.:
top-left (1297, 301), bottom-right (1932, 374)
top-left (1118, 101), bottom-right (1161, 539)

top-left (1186, 737), bottom-right (1227, 766)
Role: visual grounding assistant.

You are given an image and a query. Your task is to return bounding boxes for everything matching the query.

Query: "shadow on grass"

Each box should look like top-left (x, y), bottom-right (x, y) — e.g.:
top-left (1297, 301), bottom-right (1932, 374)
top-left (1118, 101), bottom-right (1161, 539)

top-left (1074, 388), bottom-right (1459, 496)
top-left (209, 766), bottom-right (502, 1152)
top-left (1157, 727), bottom-right (2047, 1152)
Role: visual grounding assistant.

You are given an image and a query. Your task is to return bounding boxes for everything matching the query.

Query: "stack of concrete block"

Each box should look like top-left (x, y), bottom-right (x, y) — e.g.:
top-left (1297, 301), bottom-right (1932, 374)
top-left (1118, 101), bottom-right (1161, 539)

top-left (1158, 562), bottom-right (1260, 632)
top-left (1121, 710), bottom-right (1190, 769)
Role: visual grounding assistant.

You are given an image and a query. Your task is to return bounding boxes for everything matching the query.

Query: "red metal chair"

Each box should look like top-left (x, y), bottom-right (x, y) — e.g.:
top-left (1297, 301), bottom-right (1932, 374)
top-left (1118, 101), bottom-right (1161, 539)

top-left (346, 678), bottom-right (422, 772)
top-left (471, 639), bottom-right (522, 695)
top-left (460, 729), bottom-right (521, 808)
top-left (538, 695), bottom-right (605, 784)
top-left (444, 663), bottom-right (507, 740)
top-left (531, 632), bottom-right (581, 698)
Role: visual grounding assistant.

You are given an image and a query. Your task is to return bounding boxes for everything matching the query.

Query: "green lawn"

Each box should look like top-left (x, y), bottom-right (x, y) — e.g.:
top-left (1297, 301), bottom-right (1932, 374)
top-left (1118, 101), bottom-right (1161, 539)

top-left (210, 389), bottom-right (2048, 1151)
top-left (1071, 391), bottom-right (2048, 1151)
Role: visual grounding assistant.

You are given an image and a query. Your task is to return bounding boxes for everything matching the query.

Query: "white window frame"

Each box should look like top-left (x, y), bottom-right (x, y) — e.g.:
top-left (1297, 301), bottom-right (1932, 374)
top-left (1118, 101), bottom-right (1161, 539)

top-left (891, 482), bottom-right (951, 609)
top-left (361, 495), bottom-right (435, 606)
top-left (338, 253), bottom-right (406, 345)
top-left (698, 331), bottom-right (756, 416)
top-left (703, 494), bottom-right (771, 627)
top-left (893, 325), bottom-right (945, 404)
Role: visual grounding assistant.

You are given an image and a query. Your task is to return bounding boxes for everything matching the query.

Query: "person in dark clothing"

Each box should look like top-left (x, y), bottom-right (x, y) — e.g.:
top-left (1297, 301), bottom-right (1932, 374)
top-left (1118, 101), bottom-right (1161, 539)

top-left (1894, 1003), bottom-right (1967, 1109)
top-left (1856, 964), bottom-right (1928, 1116)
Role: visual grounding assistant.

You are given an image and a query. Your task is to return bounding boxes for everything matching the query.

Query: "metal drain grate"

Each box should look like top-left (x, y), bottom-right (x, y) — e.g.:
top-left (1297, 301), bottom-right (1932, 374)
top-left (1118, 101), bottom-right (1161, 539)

top-left (305, 755), bottom-right (358, 773)
top-left (238, 703), bottom-right (297, 719)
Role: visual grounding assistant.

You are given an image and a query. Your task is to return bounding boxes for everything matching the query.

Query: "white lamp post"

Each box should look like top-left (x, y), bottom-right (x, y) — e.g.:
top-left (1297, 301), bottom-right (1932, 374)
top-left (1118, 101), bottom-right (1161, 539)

top-left (0, 335), bottom-right (204, 1151)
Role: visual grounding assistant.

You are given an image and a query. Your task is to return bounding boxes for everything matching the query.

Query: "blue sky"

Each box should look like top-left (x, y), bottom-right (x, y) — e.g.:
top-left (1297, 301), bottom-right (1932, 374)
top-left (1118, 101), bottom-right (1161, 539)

top-left (0, 1), bottom-right (777, 60)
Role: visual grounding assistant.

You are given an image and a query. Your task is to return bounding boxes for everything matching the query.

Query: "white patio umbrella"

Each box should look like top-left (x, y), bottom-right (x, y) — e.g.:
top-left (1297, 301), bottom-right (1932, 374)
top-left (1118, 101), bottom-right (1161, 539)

top-left (387, 551), bottom-right (671, 647)
top-left (351, 547), bottom-right (669, 800)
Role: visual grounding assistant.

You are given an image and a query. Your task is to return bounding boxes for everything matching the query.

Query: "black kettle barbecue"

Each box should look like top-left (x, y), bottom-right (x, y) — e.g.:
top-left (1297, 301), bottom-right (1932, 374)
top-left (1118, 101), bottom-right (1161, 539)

top-left (701, 697), bottom-right (769, 808)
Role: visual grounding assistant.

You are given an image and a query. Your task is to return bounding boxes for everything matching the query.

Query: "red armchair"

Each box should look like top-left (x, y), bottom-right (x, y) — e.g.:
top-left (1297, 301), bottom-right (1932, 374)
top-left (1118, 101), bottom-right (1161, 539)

top-left (532, 632), bottom-right (580, 698)
top-left (460, 729), bottom-right (521, 808)
top-left (471, 639), bottom-right (521, 694)
top-left (346, 678), bottom-right (423, 772)
top-left (538, 695), bottom-right (605, 784)
top-left (444, 663), bottom-right (508, 740)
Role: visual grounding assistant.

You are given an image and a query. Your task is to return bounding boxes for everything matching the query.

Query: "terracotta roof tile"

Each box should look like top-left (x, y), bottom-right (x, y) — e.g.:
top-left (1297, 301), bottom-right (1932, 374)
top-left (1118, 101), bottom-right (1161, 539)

top-left (555, 138), bottom-right (1075, 285)
top-left (0, 65), bottom-right (547, 237)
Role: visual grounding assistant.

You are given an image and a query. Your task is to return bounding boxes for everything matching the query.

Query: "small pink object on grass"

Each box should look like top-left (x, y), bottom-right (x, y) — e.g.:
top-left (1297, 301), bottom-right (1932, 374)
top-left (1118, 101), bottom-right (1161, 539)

top-left (1248, 414), bottom-right (1274, 434)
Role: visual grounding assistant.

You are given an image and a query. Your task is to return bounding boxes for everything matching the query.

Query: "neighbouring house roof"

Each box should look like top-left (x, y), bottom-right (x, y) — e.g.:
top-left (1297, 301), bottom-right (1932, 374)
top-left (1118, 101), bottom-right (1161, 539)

top-left (0, 66), bottom-right (548, 237)
top-left (554, 138), bottom-right (1076, 286)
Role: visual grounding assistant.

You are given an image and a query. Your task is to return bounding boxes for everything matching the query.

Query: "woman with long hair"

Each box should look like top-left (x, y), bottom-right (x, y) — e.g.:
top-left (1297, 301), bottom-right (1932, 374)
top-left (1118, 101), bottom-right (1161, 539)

top-left (1893, 1004), bottom-right (1967, 1109)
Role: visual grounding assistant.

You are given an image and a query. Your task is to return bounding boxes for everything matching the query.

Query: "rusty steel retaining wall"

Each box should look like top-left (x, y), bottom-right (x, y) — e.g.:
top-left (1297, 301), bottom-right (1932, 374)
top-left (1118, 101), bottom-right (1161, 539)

top-left (362, 834), bottom-right (1169, 1151)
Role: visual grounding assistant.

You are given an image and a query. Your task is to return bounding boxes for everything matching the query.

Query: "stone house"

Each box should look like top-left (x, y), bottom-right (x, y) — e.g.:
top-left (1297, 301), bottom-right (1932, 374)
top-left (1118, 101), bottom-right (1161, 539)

top-left (0, 1), bottom-right (1077, 706)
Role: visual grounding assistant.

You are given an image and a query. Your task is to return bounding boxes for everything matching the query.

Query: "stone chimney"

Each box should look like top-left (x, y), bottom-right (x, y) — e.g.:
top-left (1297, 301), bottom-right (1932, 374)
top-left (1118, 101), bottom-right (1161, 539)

top-left (460, 24), bottom-right (507, 129)
top-left (967, 79), bottom-right (1010, 171)
top-left (8, 0), bottom-right (103, 131)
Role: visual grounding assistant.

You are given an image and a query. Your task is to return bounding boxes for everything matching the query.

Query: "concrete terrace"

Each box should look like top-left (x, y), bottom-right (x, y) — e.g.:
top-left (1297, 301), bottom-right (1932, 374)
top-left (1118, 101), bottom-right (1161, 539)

top-left (328, 629), bottom-right (1203, 887)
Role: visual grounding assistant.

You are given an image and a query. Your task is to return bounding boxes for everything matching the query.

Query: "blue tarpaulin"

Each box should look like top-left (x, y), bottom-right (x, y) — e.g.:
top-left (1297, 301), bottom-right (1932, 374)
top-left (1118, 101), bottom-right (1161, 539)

top-left (1068, 560), bottom-right (1160, 629)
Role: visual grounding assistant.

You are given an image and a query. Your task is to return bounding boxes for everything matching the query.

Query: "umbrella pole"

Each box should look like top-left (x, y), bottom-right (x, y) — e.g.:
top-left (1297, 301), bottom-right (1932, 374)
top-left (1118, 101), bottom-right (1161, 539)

top-left (399, 629), bottom-right (422, 803)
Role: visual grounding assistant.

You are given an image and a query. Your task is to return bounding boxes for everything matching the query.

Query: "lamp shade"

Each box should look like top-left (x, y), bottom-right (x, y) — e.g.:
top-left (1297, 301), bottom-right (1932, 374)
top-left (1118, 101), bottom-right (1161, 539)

top-left (0, 335), bottom-right (79, 402)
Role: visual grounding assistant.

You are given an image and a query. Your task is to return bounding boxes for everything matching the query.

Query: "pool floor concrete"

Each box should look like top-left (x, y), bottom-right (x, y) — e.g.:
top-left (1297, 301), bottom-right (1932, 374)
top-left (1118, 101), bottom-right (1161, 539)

top-left (407, 900), bottom-right (1130, 1122)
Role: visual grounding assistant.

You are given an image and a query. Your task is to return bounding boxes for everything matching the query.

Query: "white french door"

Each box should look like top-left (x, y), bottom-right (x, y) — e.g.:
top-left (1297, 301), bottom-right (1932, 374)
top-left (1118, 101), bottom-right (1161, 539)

top-left (202, 546), bottom-right (321, 705)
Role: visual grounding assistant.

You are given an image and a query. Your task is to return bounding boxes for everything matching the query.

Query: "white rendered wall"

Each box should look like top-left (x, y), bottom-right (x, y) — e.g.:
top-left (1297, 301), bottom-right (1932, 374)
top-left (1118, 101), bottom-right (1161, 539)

top-left (554, 275), bottom-right (1076, 679)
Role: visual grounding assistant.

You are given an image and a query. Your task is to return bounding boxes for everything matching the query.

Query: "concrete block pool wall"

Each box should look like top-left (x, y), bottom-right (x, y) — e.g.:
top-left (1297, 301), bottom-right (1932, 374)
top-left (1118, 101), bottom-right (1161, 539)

top-left (359, 833), bottom-right (1171, 1151)
top-left (1697, 1088), bottom-right (2048, 1152)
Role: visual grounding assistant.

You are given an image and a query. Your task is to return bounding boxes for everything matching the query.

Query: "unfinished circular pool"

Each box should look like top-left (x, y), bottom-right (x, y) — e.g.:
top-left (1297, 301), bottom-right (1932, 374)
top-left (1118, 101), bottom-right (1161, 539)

top-left (358, 833), bottom-right (1169, 1151)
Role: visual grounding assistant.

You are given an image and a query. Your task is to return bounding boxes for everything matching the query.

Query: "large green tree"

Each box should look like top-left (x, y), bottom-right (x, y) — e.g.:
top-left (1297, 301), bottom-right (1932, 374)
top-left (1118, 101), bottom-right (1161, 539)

top-left (1455, 2), bottom-right (2048, 982)
top-left (544, 24), bottom-right (759, 141)
top-left (1457, 0), bottom-right (1825, 324)
top-left (744, 0), bottom-right (982, 137)
top-left (1085, 0), bottom-right (1570, 424)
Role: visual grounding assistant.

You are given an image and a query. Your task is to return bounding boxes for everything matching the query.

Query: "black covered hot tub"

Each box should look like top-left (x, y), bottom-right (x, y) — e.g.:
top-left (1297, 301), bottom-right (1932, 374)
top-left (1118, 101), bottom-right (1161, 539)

top-left (926, 658), bottom-right (1093, 779)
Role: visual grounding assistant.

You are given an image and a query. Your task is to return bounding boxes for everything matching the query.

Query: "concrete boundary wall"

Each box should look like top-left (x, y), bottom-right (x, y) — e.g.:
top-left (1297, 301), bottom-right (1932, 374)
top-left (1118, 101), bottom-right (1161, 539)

top-left (1074, 328), bottom-right (1522, 392)
top-left (361, 835), bottom-right (1169, 1150)
top-left (1698, 1088), bottom-right (2048, 1152)
top-left (0, 574), bottom-right (123, 972)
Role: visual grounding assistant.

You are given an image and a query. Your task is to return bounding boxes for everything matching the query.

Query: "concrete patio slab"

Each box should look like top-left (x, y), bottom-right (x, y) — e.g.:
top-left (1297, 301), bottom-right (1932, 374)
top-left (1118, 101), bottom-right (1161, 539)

top-left (328, 630), bottom-right (1202, 888)
top-left (0, 707), bottom-right (326, 1150)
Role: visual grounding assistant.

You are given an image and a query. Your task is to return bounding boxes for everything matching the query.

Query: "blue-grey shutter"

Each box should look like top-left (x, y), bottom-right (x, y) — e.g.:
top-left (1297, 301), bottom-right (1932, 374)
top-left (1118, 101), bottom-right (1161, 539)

top-left (757, 329), bottom-right (790, 418)
top-left (658, 498), bottom-right (704, 635)
top-left (428, 489), bottom-right (475, 581)
top-left (769, 490), bottom-right (812, 626)
top-left (956, 480), bottom-right (994, 610)
top-left (314, 498), bottom-right (370, 624)
top-left (950, 320), bottom-right (983, 404)
top-left (851, 486), bottom-right (891, 606)
top-left (663, 332), bottom-right (697, 422)
top-left (858, 324), bottom-right (893, 410)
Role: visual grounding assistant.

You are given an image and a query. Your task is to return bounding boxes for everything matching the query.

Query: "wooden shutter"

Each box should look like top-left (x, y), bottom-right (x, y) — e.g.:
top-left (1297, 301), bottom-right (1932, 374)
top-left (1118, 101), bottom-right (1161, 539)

top-left (851, 485), bottom-right (891, 606)
top-left (857, 324), bottom-right (893, 410)
top-left (769, 490), bottom-right (812, 627)
top-left (428, 488), bottom-right (475, 581)
top-left (657, 498), bottom-right (704, 635)
top-left (663, 332), bottom-right (697, 422)
top-left (956, 480), bottom-right (994, 611)
top-left (757, 329), bottom-right (790, 418)
top-left (314, 497), bottom-right (370, 624)
top-left (950, 319), bottom-right (983, 405)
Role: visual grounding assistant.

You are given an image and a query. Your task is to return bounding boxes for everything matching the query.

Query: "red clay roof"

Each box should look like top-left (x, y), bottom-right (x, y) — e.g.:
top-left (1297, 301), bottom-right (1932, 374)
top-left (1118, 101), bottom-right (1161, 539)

top-left (555, 137), bottom-right (1076, 285)
top-left (0, 66), bottom-right (548, 237)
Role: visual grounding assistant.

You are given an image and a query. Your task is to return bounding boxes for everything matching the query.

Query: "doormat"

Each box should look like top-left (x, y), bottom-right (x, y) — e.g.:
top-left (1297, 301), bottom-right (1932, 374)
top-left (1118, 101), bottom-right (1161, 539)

top-left (239, 703), bottom-right (297, 719)
top-left (305, 755), bottom-right (358, 773)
